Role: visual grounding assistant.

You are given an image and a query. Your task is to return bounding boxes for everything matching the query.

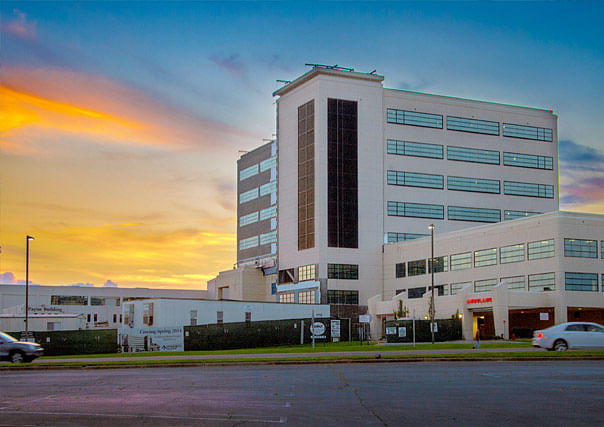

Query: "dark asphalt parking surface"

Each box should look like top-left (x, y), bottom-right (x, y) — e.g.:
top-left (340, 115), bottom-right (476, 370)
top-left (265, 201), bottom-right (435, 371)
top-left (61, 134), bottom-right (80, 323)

top-left (1, 361), bottom-right (603, 426)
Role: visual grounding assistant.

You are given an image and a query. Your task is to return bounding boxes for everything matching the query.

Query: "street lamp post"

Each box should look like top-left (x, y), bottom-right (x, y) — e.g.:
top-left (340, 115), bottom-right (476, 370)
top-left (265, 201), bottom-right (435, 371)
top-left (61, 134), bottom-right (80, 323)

top-left (25, 235), bottom-right (35, 341)
top-left (429, 224), bottom-right (435, 344)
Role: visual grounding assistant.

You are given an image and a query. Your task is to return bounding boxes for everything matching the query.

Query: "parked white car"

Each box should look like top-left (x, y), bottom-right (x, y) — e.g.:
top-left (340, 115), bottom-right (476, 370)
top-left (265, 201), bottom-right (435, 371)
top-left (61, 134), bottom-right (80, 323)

top-left (532, 322), bottom-right (604, 351)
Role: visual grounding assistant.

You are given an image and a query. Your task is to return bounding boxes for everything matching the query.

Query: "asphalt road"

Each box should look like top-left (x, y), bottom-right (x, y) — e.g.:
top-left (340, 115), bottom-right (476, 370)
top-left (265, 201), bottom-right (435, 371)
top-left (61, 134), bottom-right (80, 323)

top-left (2, 361), bottom-right (603, 426)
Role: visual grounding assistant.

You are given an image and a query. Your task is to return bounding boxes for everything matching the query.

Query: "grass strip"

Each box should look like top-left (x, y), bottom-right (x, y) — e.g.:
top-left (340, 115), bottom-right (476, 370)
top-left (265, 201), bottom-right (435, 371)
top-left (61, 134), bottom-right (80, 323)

top-left (4, 350), bottom-right (604, 370)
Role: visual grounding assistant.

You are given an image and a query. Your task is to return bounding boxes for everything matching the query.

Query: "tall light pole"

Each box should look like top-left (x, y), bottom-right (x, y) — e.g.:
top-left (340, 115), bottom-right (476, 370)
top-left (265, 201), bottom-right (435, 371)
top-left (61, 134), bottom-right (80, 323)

top-left (428, 224), bottom-right (435, 344)
top-left (25, 235), bottom-right (35, 341)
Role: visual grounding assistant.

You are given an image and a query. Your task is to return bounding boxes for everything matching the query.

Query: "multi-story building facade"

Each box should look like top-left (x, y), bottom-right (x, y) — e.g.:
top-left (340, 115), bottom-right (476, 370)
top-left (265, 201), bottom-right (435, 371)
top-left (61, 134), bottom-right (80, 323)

top-left (371, 211), bottom-right (604, 339)
top-left (272, 65), bottom-right (558, 310)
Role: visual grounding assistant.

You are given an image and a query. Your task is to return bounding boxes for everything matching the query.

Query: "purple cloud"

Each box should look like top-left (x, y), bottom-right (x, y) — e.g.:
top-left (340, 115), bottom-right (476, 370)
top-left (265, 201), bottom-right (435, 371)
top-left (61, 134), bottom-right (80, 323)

top-left (0, 9), bottom-right (36, 40)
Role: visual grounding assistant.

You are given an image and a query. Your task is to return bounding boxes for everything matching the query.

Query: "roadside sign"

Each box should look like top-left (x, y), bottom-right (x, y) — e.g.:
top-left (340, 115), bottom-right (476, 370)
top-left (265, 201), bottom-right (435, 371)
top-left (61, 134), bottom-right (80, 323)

top-left (310, 322), bottom-right (325, 336)
top-left (386, 327), bottom-right (397, 335)
top-left (398, 327), bottom-right (407, 338)
top-left (331, 320), bottom-right (341, 338)
top-left (359, 314), bottom-right (371, 323)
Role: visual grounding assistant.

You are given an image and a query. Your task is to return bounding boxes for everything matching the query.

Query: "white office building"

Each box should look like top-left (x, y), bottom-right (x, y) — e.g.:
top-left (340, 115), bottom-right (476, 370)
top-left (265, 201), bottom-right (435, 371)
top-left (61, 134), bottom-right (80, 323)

top-left (272, 64), bottom-right (558, 310)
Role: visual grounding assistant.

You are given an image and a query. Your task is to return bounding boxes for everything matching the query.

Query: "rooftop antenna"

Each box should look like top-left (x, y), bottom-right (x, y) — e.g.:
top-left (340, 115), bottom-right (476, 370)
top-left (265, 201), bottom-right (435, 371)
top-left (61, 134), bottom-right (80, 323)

top-left (276, 80), bottom-right (291, 84)
top-left (369, 69), bottom-right (377, 74)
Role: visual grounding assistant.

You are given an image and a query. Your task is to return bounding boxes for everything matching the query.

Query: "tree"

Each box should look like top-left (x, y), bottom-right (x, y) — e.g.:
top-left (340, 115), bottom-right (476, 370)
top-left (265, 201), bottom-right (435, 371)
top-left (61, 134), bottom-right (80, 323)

top-left (427, 294), bottom-right (436, 321)
top-left (397, 299), bottom-right (409, 319)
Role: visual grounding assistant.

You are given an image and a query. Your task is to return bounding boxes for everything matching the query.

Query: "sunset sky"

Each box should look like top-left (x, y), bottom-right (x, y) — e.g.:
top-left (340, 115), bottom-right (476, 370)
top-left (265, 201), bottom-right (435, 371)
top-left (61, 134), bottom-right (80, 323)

top-left (1, 1), bottom-right (603, 290)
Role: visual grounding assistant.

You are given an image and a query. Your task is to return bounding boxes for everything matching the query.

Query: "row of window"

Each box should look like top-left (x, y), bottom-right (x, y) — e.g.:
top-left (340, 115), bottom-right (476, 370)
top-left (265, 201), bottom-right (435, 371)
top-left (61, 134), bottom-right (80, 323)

top-left (50, 296), bottom-right (121, 306)
top-left (387, 140), bottom-right (554, 170)
top-left (386, 109), bottom-right (553, 142)
top-left (387, 171), bottom-right (554, 198)
top-left (388, 202), bottom-right (501, 223)
top-left (238, 231), bottom-right (277, 250)
top-left (327, 263), bottom-right (359, 280)
top-left (239, 205), bottom-right (277, 227)
top-left (278, 289), bottom-right (317, 304)
top-left (239, 156), bottom-right (277, 182)
top-left (395, 238), bottom-right (603, 279)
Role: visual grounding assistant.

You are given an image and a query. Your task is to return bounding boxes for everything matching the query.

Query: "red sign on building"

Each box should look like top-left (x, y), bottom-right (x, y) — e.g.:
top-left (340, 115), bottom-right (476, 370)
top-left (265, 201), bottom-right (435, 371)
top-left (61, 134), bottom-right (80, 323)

top-left (467, 297), bottom-right (492, 304)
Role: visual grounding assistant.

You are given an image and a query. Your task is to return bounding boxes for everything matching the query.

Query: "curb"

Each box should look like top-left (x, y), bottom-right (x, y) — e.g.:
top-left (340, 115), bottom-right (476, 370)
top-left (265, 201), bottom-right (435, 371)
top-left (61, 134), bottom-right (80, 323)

top-left (3, 355), bottom-right (604, 371)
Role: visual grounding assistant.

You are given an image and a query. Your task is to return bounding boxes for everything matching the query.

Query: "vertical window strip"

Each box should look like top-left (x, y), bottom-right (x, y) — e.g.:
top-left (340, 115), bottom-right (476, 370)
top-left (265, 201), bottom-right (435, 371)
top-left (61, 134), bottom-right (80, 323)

top-left (450, 252), bottom-right (472, 271)
top-left (259, 205), bottom-right (277, 221)
top-left (502, 123), bottom-right (553, 142)
top-left (260, 181), bottom-right (277, 196)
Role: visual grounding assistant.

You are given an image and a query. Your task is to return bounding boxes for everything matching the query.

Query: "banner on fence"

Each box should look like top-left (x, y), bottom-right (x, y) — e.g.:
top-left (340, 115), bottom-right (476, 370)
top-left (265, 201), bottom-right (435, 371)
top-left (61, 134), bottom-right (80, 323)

top-left (118, 326), bottom-right (184, 352)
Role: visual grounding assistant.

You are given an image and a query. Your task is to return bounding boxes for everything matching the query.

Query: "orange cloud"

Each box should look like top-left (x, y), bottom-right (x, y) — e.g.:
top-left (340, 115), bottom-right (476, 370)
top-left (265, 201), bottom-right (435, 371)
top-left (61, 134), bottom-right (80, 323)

top-left (1, 65), bottom-right (258, 155)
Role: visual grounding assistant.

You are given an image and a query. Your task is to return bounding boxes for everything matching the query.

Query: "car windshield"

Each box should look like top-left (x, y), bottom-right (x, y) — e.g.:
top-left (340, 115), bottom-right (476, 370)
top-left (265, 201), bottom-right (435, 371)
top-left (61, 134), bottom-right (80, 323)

top-left (0, 332), bottom-right (18, 342)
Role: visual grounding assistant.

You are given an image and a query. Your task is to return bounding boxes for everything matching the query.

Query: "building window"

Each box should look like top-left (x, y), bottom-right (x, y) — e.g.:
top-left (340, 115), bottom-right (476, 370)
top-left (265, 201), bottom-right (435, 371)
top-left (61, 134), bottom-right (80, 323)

top-left (387, 170), bottom-right (444, 189)
top-left (450, 252), bottom-right (472, 271)
top-left (278, 268), bottom-right (295, 283)
top-left (408, 287), bottom-right (427, 299)
top-left (327, 264), bottom-right (359, 280)
top-left (91, 297), bottom-right (119, 306)
top-left (120, 314), bottom-right (122, 323)
top-left (298, 264), bottom-right (316, 281)
top-left (260, 156), bottom-right (277, 172)
top-left (447, 146), bottom-right (500, 165)
top-left (239, 212), bottom-right (259, 227)
top-left (142, 303), bottom-right (153, 326)
top-left (298, 99), bottom-right (315, 251)
top-left (239, 188), bottom-right (259, 204)
top-left (528, 239), bottom-right (554, 260)
top-left (474, 278), bottom-right (497, 293)
top-left (328, 98), bottom-right (358, 249)
top-left (564, 238), bottom-right (597, 258)
top-left (387, 139), bottom-right (443, 159)
top-left (448, 206), bottom-right (501, 223)
top-left (327, 290), bottom-right (359, 304)
top-left (395, 262), bottom-right (406, 278)
top-left (408, 259), bottom-right (426, 276)
top-left (259, 206), bottom-right (277, 221)
top-left (271, 282), bottom-right (277, 295)
top-left (259, 231), bottom-right (277, 245)
top-left (260, 181), bottom-right (277, 197)
top-left (504, 210), bottom-right (541, 221)
top-left (239, 236), bottom-right (259, 250)
top-left (447, 176), bottom-right (500, 194)
top-left (528, 272), bottom-right (555, 292)
top-left (278, 293), bottom-right (295, 303)
top-left (190, 310), bottom-right (197, 326)
top-left (387, 201), bottom-right (444, 219)
top-left (387, 109), bottom-right (443, 129)
top-left (500, 244), bottom-right (525, 264)
top-left (565, 272), bottom-right (598, 292)
top-left (50, 295), bottom-right (88, 305)
top-left (113, 314), bottom-right (117, 323)
top-left (216, 311), bottom-right (224, 324)
top-left (503, 152), bottom-right (553, 170)
top-left (428, 256), bottom-right (448, 273)
top-left (245, 311), bottom-right (252, 322)
top-left (447, 116), bottom-right (499, 136)
top-left (501, 275), bottom-right (526, 291)
top-left (298, 290), bottom-right (316, 304)
top-left (87, 314), bottom-right (91, 322)
top-left (386, 232), bottom-right (429, 243)
top-left (451, 282), bottom-right (471, 295)
top-left (502, 123), bottom-right (553, 142)
top-left (504, 181), bottom-right (554, 198)
top-left (474, 248), bottom-right (497, 267)
top-left (240, 164), bottom-right (259, 181)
